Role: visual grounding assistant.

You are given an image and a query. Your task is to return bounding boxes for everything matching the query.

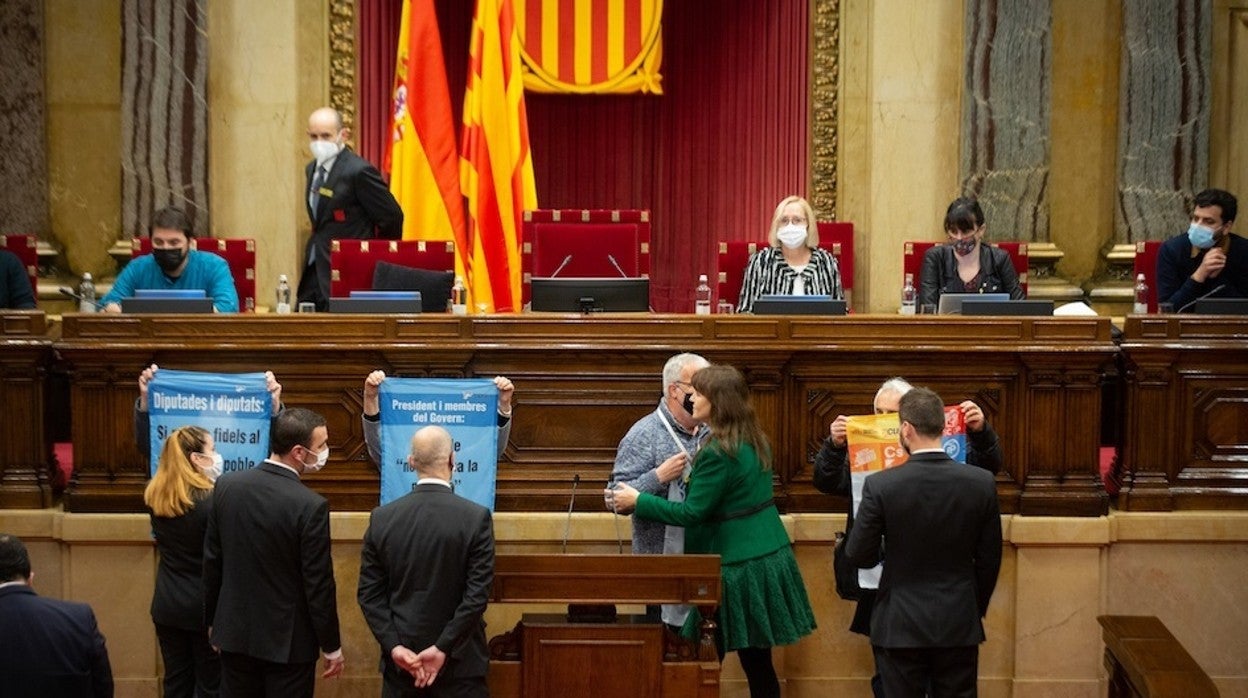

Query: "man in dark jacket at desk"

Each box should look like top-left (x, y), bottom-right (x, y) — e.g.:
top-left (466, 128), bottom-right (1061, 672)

top-left (1157, 188), bottom-right (1248, 311)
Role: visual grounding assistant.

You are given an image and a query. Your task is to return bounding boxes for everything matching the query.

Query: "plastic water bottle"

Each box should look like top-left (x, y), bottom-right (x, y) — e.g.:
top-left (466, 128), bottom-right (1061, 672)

top-left (900, 273), bottom-right (916, 315)
top-left (451, 276), bottom-right (468, 315)
top-left (1133, 273), bottom-right (1148, 314)
top-left (695, 274), bottom-right (712, 315)
top-left (78, 273), bottom-right (97, 313)
top-left (275, 274), bottom-right (292, 314)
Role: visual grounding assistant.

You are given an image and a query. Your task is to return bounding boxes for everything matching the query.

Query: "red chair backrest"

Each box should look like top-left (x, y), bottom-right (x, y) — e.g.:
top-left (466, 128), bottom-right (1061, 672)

top-left (816, 221), bottom-right (854, 299)
top-left (0, 234), bottom-right (38, 303)
top-left (131, 237), bottom-right (257, 312)
top-left (521, 209), bottom-right (651, 305)
top-left (903, 240), bottom-right (1029, 296)
top-left (1133, 240), bottom-right (1162, 312)
top-left (329, 239), bottom-right (456, 298)
top-left (715, 241), bottom-right (764, 308)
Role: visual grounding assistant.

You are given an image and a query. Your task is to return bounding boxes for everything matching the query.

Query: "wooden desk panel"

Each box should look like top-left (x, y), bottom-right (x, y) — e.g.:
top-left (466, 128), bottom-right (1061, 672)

top-left (1119, 316), bottom-right (1248, 511)
top-left (0, 311), bottom-right (54, 508)
top-left (49, 314), bottom-right (1115, 514)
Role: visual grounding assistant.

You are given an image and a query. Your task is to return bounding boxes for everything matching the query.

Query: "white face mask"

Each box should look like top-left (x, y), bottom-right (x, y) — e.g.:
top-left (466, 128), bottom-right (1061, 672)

top-left (309, 139), bottom-right (341, 165)
top-left (198, 452), bottom-right (224, 483)
top-left (302, 446), bottom-right (330, 473)
top-left (777, 224), bottom-right (808, 249)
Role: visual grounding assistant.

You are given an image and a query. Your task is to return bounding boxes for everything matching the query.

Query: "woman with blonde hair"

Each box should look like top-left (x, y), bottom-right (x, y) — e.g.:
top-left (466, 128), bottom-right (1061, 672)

top-left (608, 365), bottom-right (816, 697)
top-left (737, 195), bottom-right (843, 313)
top-left (143, 425), bottom-right (222, 697)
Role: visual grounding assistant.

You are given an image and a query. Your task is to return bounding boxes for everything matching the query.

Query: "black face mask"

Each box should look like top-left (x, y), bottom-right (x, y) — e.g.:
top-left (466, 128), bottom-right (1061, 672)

top-left (681, 392), bottom-right (695, 417)
top-left (152, 248), bottom-right (186, 273)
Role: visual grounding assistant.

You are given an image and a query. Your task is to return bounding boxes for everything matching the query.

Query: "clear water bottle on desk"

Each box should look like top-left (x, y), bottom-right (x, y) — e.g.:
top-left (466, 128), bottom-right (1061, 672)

top-left (451, 276), bottom-right (468, 315)
top-left (695, 274), bottom-right (712, 315)
top-left (900, 272), bottom-right (916, 315)
top-left (275, 274), bottom-right (292, 314)
top-left (78, 273), bottom-right (97, 313)
top-left (1133, 273), bottom-right (1149, 314)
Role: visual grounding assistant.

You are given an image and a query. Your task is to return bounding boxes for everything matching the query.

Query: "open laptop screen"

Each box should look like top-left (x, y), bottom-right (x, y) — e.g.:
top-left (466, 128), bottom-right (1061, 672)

top-left (937, 292), bottom-right (1010, 315)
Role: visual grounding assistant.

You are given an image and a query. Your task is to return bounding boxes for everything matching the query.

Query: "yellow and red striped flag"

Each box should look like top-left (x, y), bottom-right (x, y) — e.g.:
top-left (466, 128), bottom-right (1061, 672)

top-left (461, 0), bottom-right (538, 313)
top-left (385, 0), bottom-right (467, 257)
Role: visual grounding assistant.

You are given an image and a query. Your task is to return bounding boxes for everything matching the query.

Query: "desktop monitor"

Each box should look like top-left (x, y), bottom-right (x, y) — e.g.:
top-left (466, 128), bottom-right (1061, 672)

top-left (121, 297), bottom-right (215, 313)
top-left (937, 292), bottom-right (1010, 315)
top-left (960, 299), bottom-right (1054, 316)
top-left (751, 295), bottom-right (848, 316)
top-left (133, 289), bottom-right (208, 299)
top-left (1191, 298), bottom-right (1248, 315)
top-left (328, 291), bottom-right (422, 314)
top-left (530, 277), bottom-right (650, 313)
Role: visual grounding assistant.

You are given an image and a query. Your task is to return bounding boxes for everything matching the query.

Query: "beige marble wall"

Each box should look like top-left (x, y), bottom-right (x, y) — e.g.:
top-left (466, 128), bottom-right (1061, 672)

top-left (5, 508), bottom-right (1245, 697)
top-left (1212, 0), bottom-right (1248, 200)
top-left (45, 0), bottom-right (123, 276)
top-left (838, 0), bottom-right (964, 313)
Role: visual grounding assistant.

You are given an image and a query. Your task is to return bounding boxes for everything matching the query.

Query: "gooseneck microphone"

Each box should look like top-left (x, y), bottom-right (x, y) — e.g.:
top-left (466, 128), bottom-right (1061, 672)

top-left (561, 473), bottom-right (580, 553)
top-left (59, 287), bottom-right (105, 310)
top-left (1176, 284), bottom-right (1227, 313)
top-left (606, 254), bottom-right (629, 278)
top-left (549, 255), bottom-right (573, 278)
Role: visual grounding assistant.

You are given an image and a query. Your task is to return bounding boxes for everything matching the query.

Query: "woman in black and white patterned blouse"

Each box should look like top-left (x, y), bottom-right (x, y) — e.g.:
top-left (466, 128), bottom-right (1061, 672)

top-left (736, 195), bottom-right (843, 313)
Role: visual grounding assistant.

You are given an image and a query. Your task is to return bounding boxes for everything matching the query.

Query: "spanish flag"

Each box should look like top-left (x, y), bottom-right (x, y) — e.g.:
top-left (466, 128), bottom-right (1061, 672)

top-left (461, 0), bottom-right (538, 313)
top-left (385, 0), bottom-right (467, 255)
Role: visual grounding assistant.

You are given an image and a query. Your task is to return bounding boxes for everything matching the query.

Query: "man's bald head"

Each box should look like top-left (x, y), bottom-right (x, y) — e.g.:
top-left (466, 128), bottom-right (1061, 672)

top-left (307, 107), bottom-right (347, 143)
top-left (409, 426), bottom-right (454, 478)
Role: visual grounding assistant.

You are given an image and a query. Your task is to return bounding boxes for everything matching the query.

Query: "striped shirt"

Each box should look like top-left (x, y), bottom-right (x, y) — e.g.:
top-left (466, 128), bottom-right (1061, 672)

top-left (737, 246), bottom-right (843, 313)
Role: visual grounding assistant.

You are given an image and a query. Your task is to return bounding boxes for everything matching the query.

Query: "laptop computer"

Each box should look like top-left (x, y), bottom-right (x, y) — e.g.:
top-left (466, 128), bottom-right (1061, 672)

top-left (328, 292), bottom-right (423, 314)
top-left (960, 299), bottom-right (1054, 316)
top-left (133, 289), bottom-right (209, 299)
top-left (1191, 298), bottom-right (1248, 315)
top-left (121, 297), bottom-right (215, 313)
top-left (937, 292), bottom-right (1010, 315)
top-left (751, 295), bottom-right (848, 316)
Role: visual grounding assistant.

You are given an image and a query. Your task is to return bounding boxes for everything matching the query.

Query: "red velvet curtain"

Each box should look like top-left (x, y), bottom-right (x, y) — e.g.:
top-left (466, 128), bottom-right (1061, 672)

top-left (357, 0), bottom-right (810, 312)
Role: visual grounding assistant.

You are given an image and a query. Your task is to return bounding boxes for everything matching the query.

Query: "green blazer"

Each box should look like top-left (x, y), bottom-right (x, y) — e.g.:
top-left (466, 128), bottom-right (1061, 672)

top-left (635, 440), bottom-right (790, 565)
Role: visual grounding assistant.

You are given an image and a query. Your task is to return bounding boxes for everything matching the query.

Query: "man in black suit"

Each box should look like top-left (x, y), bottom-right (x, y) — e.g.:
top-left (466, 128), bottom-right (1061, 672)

top-left (204, 408), bottom-right (344, 697)
top-left (0, 533), bottom-right (113, 697)
top-left (298, 106), bottom-right (404, 310)
top-left (358, 425), bottom-right (495, 698)
top-left (845, 388), bottom-right (1002, 698)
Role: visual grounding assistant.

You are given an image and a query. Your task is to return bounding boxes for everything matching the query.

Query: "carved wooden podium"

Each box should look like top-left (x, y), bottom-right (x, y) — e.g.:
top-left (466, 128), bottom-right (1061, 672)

top-left (488, 554), bottom-right (721, 698)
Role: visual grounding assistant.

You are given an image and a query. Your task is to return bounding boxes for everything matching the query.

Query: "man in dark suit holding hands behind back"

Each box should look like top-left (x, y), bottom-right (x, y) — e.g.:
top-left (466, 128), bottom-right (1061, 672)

top-left (845, 387), bottom-right (1002, 698)
top-left (204, 407), bottom-right (344, 697)
top-left (299, 107), bottom-right (404, 310)
top-left (358, 425), bottom-right (495, 698)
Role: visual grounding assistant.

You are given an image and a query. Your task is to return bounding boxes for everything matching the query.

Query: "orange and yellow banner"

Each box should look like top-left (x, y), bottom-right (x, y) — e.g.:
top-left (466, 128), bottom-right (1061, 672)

top-left (846, 407), bottom-right (968, 473)
top-left (515, 0), bottom-right (663, 94)
top-left (385, 0), bottom-right (467, 261)
top-left (461, 0), bottom-right (539, 313)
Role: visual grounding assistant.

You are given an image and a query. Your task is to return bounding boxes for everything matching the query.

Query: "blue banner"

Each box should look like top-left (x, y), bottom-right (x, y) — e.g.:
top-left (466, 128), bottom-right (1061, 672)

top-left (379, 378), bottom-right (498, 509)
top-left (147, 369), bottom-right (272, 477)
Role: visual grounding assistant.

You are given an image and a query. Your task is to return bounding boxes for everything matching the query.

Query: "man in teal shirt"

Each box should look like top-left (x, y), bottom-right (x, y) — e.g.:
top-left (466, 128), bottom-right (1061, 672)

top-left (101, 206), bottom-right (239, 313)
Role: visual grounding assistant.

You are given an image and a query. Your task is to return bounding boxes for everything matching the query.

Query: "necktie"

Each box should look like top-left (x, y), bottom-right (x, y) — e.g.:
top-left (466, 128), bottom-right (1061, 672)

top-left (309, 166), bottom-right (327, 215)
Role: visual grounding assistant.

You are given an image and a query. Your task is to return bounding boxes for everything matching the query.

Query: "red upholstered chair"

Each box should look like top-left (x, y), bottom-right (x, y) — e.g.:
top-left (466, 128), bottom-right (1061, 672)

top-left (817, 221), bottom-right (854, 303)
top-left (131, 237), bottom-right (258, 312)
top-left (521, 209), bottom-right (651, 305)
top-left (329, 239), bottom-right (457, 297)
top-left (990, 241), bottom-right (1030, 296)
top-left (715, 241), bottom-right (764, 308)
top-left (902, 241), bottom-right (938, 289)
top-left (0, 234), bottom-right (39, 303)
top-left (1132, 240), bottom-right (1162, 312)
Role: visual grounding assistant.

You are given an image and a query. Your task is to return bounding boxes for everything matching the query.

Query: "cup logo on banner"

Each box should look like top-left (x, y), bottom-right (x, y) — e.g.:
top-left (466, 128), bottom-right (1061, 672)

top-left (378, 378), bottom-right (499, 509)
top-left (147, 369), bottom-right (272, 477)
top-left (844, 406), bottom-right (968, 590)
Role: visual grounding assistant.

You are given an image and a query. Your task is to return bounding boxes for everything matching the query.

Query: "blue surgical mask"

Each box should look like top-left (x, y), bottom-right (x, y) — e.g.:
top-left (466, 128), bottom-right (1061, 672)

top-left (1188, 223), bottom-right (1217, 250)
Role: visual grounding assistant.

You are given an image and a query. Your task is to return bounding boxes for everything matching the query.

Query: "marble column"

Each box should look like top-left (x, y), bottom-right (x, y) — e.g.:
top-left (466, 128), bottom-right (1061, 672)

top-left (121, 0), bottom-right (210, 236)
top-left (0, 0), bottom-right (50, 238)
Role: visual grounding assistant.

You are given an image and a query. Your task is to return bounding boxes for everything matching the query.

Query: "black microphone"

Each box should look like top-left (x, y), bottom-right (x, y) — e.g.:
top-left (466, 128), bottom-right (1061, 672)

top-left (59, 286), bottom-right (104, 311)
top-left (549, 255), bottom-right (573, 278)
top-left (606, 254), bottom-right (629, 278)
top-left (561, 473), bottom-right (580, 553)
top-left (1176, 284), bottom-right (1227, 313)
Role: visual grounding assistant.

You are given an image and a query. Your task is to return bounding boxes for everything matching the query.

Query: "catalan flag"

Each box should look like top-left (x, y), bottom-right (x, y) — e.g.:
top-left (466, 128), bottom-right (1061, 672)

top-left (461, 0), bottom-right (538, 312)
top-left (385, 0), bottom-right (467, 257)
top-left (515, 0), bottom-right (664, 94)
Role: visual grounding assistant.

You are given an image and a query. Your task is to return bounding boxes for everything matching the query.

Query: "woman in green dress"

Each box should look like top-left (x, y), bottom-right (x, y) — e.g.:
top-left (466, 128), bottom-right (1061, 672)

top-left (608, 364), bottom-right (815, 698)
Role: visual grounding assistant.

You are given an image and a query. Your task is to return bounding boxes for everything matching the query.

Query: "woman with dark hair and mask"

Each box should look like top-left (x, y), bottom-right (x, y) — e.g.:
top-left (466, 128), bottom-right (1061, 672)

top-left (608, 364), bottom-right (816, 698)
top-left (919, 197), bottom-right (1024, 308)
top-left (143, 425), bottom-right (223, 697)
top-left (736, 195), bottom-right (843, 313)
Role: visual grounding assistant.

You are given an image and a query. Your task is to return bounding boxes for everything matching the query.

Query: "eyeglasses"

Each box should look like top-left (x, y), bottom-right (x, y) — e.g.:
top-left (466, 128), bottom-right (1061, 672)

top-left (778, 216), bottom-right (807, 226)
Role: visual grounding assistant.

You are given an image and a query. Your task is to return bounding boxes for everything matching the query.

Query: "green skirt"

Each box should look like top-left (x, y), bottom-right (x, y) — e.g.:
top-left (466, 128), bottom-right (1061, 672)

top-left (685, 545), bottom-right (817, 652)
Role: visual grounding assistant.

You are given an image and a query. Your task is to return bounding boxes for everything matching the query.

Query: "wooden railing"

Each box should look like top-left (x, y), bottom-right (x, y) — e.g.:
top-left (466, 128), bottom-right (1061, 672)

top-left (1098, 615), bottom-right (1218, 697)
